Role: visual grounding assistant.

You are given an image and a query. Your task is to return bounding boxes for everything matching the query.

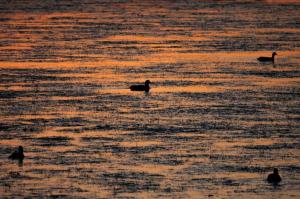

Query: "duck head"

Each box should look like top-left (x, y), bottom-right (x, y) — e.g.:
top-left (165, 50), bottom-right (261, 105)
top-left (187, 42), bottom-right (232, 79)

top-left (18, 146), bottom-right (23, 154)
top-left (145, 80), bottom-right (151, 86)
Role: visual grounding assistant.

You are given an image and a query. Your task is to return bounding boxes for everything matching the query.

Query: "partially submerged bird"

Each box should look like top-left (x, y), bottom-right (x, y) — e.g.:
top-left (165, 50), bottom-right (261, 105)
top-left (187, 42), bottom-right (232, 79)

top-left (130, 80), bottom-right (151, 92)
top-left (267, 168), bottom-right (282, 184)
top-left (257, 52), bottom-right (277, 62)
top-left (8, 146), bottom-right (24, 160)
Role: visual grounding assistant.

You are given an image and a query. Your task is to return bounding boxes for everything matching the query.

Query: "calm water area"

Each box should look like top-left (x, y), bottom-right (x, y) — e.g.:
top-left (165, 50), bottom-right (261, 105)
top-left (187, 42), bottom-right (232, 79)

top-left (0, 0), bottom-right (299, 198)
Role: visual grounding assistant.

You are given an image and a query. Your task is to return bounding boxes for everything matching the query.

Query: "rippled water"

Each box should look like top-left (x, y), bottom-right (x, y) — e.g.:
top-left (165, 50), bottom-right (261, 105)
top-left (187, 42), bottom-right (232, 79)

top-left (0, 1), bottom-right (300, 198)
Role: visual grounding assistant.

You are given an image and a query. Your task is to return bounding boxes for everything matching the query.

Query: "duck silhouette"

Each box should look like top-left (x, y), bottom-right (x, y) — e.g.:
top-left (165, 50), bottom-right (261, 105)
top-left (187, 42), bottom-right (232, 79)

top-left (130, 80), bottom-right (151, 92)
top-left (8, 146), bottom-right (24, 160)
top-left (267, 168), bottom-right (281, 184)
top-left (257, 52), bottom-right (277, 62)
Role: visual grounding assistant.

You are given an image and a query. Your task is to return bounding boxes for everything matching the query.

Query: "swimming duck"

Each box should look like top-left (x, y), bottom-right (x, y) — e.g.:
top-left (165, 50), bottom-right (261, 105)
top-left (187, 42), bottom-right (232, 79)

top-left (130, 80), bottom-right (151, 92)
top-left (267, 168), bottom-right (281, 184)
top-left (257, 52), bottom-right (277, 62)
top-left (8, 146), bottom-right (24, 160)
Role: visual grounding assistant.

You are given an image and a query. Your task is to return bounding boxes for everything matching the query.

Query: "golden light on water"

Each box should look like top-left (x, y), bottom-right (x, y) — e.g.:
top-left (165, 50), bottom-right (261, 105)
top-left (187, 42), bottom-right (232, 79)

top-left (0, 0), bottom-right (299, 198)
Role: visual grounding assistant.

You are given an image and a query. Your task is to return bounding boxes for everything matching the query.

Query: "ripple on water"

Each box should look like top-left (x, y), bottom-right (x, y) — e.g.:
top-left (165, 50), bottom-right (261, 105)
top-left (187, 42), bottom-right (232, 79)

top-left (32, 136), bottom-right (72, 147)
top-left (99, 171), bottom-right (163, 193)
top-left (0, 0), bottom-right (300, 198)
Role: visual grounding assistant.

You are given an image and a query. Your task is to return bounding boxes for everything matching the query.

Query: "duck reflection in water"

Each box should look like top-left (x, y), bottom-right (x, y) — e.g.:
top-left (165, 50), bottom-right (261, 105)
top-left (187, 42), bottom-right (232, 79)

top-left (267, 168), bottom-right (282, 185)
top-left (130, 80), bottom-right (151, 92)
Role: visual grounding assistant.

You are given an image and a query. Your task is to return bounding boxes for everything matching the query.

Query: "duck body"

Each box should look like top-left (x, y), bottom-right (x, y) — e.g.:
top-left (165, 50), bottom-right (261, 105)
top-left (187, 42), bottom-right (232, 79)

top-left (8, 146), bottom-right (24, 160)
top-left (257, 52), bottom-right (277, 62)
top-left (130, 80), bottom-right (151, 92)
top-left (267, 168), bottom-right (281, 184)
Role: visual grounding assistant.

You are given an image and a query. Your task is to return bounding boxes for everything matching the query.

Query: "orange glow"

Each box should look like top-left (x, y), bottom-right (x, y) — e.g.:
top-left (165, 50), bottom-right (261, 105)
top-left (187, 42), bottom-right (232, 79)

top-left (1, 1), bottom-right (299, 198)
top-left (265, 0), bottom-right (300, 3)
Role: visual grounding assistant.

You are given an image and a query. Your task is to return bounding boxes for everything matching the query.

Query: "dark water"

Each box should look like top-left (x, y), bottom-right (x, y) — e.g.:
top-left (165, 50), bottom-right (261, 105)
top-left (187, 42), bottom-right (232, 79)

top-left (0, 1), bottom-right (300, 198)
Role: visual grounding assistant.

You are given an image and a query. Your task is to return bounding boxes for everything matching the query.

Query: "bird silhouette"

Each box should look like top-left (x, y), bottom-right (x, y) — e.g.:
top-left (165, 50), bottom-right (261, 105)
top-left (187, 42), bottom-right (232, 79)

top-left (130, 80), bottom-right (151, 92)
top-left (267, 168), bottom-right (281, 184)
top-left (257, 52), bottom-right (277, 63)
top-left (8, 146), bottom-right (24, 160)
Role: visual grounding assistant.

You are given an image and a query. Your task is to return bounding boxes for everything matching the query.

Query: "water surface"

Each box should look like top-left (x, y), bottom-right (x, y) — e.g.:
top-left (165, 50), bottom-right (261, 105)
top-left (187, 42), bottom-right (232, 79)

top-left (0, 1), bottom-right (299, 198)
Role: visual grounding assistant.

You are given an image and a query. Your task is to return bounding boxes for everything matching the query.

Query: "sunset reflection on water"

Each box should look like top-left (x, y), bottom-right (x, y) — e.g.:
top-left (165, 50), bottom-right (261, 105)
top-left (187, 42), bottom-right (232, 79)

top-left (0, 0), bottom-right (299, 198)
